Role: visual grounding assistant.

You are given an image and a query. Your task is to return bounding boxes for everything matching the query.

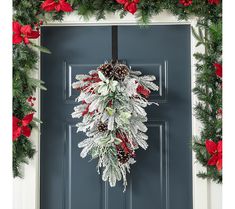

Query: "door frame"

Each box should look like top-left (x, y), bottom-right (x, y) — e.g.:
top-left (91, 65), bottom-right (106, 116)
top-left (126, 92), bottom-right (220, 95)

top-left (13, 11), bottom-right (215, 209)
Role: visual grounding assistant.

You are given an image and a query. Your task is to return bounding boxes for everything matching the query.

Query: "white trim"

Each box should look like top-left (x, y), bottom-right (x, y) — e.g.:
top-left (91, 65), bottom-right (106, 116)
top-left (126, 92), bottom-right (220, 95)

top-left (13, 11), bottom-right (222, 209)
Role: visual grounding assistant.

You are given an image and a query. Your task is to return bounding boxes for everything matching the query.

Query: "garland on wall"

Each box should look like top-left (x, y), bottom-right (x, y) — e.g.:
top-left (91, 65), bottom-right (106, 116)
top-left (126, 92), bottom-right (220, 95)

top-left (13, 0), bottom-right (222, 182)
top-left (192, 20), bottom-right (222, 182)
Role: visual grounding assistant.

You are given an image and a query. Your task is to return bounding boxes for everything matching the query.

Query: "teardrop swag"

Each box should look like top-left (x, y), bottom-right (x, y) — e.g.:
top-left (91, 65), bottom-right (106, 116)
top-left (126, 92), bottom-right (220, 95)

top-left (71, 61), bottom-right (159, 190)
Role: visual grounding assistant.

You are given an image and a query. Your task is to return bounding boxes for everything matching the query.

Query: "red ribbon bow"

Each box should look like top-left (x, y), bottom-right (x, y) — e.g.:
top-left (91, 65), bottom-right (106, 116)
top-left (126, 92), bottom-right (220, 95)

top-left (41, 0), bottom-right (73, 12)
top-left (205, 139), bottom-right (222, 171)
top-left (13, 21), bottom-right (40, 44)
top-left (13, 113), bottom-right (34, 141)
top-left (136, 84), bottom-right (151, 98)
top-left (116, 133), bottom-right (135, 157)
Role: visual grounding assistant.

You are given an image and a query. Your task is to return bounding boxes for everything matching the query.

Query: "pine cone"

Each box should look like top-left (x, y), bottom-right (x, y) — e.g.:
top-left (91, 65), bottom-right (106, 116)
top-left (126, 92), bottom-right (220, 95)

top-left (117, 150), bottom-right (130, 164)
top-left (114, 64), bottom-right (129, 80)
top-left (97, 63), bottom-right (114, 78)
top-left (97, 122), bottom-right (108, 132)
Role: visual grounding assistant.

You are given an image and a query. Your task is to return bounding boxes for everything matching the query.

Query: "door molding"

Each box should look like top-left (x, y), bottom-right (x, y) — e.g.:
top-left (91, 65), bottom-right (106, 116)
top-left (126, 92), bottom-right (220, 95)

top-left (13, 11), bottom-right (214, 209)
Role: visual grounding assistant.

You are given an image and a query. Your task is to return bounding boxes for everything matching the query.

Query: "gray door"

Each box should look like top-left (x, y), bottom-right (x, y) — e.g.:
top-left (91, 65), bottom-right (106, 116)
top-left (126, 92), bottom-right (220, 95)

top-left (40, 25), bottom-right (192, 209)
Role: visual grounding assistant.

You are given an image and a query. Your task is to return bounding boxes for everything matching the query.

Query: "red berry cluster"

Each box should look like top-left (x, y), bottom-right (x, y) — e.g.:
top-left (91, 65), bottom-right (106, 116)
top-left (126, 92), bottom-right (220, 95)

top-left (27, 96), bottom-right (36, 106)
top-left (34, 20), bottom-right (44, 31)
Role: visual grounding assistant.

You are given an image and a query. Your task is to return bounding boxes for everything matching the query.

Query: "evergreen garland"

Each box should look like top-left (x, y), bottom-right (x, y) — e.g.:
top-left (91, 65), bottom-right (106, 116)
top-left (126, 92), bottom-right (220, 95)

top-left (13, 0), bottom-right (222, 183)
top-left (192, 19), bottom-right (222, 182)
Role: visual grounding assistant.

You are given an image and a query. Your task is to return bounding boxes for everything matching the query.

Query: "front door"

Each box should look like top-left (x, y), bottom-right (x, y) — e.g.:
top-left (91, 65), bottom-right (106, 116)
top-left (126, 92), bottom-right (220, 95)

top-left (40, 25), bottom-right (192, 209)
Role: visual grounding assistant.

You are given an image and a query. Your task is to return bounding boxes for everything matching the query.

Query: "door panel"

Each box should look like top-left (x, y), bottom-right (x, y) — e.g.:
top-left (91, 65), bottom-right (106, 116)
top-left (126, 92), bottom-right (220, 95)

top-left (41, 25), bottom-right (192, 209)
top-left (40, 26), bottom-right (112, 209)
top-left (118, 25), bottom-right (192, 209)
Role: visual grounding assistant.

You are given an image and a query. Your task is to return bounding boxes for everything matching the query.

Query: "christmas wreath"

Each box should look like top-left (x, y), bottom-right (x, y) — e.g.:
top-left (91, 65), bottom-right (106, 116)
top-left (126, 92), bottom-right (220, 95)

top-left (72, 61), bottom-right (158, 190)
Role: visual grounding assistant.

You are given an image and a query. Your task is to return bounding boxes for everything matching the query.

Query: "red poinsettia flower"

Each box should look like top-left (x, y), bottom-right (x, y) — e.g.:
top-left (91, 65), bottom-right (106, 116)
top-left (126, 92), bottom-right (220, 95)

top-left (213, 63), bottom-right (222, 78)
top-left (205, 139), bottom-right (222, 171)
top-left (116, 0), bottom-right (127, 3)
top-left (13, 21), bottom-right (40, 44)
top-left (137, 84), bottom-right (151, 97)
top-left (116, 0), bottom-right (140, 14)
top-left (179, 0), bottom-right (193, 6)
top-left (124, 1), bottom-right (139, 14)
top-left (41, 0), bottom-right (73, 12)
top-left (208, 0), bottom-right (220, 5)
top-left (13, 113), bottom-right (34, 141)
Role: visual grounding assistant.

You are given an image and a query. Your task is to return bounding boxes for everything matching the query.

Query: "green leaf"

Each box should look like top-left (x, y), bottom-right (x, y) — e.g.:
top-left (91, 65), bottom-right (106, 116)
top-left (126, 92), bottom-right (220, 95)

top-left (196, 42), bottom-right (203, 47)
top-left (33, 117), bottom-right (43, 124)
top-left (28, 78), bottom-right (47, 90)
top-left (110, 80), bottom-right (118, 92)
top-left (192, 27), bottom-right (204, 45)
top-left (106, 107), bottom-right (115, 116)
top-left (119, 111), bottom-right (131, 124)
top-left (98, 137), bottom-right (111, 145)
top-left (199, 28), bottom-right (204, 41)
top-left (192, 27), bottom-right (201, 41)
top-left (114, 137), bottom-right (122, 145)
top-left (98, 71), bottom-right (106, 82)
top-left (30, 42), bottom-right (51, 54)
top-left (68, 0), bottom-right (75, 5)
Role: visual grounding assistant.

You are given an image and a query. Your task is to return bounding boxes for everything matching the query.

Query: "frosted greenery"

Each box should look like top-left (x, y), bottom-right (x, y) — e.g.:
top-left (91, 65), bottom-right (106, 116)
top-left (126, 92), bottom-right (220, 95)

top-left (72, 62), bottom-right (158, 190)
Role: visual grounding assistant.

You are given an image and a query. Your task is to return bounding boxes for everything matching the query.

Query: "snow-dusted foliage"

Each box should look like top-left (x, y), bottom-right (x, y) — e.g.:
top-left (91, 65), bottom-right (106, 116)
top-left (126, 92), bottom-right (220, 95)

top-left (72, 61), bottom-right (158, 191)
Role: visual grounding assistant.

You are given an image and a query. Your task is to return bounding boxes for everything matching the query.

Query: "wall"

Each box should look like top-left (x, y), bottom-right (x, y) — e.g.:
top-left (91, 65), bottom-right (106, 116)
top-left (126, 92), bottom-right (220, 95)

top-left (13, 11), bottom-right (222, 209)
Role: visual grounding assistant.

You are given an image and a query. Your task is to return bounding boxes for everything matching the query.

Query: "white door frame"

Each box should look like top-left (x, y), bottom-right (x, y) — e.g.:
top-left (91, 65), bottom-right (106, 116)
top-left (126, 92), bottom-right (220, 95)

top-left (13, 11), bottom-right (222, 209)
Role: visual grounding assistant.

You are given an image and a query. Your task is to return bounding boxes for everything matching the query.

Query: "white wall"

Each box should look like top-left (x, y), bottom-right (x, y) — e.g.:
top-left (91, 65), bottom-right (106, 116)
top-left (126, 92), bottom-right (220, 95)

top-left (209, 181), bottom-right (222, 209)
top-left (13, 129), bottom-right (40, 209)
top-left (13, 12), bottom-right (222, 209)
